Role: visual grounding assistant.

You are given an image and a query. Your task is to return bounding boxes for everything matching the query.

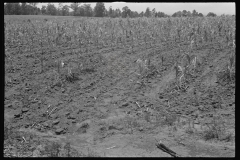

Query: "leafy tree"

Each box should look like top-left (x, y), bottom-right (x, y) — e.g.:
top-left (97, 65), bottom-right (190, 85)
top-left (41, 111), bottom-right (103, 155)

top-left (46, 3), bottom-right (57, 15)
top-left (132, 11), bottom-right (139, 18)
top-left (187, 11), bottom-right (192, 17)
top-left (70, 3), bottom-right (80, 16)
top-left (198, 13), bottom-right (204, 17)
top-left (29, 3), bottom-right (38, 14)
top-left (57, 3), bottom-right (63, 16)
top-left (192, 9), bottom-right (198, 17)
top-left (83, 4), bottom-right (93, 17)
top-left (4, 3), bottom-right (15, 15)
top-left (115, 8), bottom-right (121, 17)
top-left (37, 8), bottom-right (41, 15)
top-left (157, 11), bottom-right (166, 18)
top-left (94, 2), bottom-right (105, 17)
top-left (5, 3), bottom-right (23, 15)
top-left (14, 3), bottom-right (21, 15)
top-left (122, 6), bottom-right (131, 18)
top-left (207, 12), bottom-right (217, 17)
top-left (111, 9), bottom-right (117, 18)
top-left (76, 6), bottom-right (85, 16)
top-left (21, 3), bottom-right (28, 15)
top-left (182, 10), bottom-right (187, 17)
top-left (41, 5), bottom-right (47, 15)
top-left (104, 8), bottom-right (108, 17)
top-left (172, 11), bottom-right (182, 17)
top-left (151, 8), bottom-right (156, 17)
top-left (108, 6), bottom-right (113, 17)
top-left (62, 5), bottom-right (69, 16)
top-left (144, 7), bottom-right (151, 17)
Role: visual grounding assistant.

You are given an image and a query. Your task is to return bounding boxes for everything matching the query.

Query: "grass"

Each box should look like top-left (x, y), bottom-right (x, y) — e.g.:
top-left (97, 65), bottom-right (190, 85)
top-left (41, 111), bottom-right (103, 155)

top-left (198, 115), bottom-right (233, 142)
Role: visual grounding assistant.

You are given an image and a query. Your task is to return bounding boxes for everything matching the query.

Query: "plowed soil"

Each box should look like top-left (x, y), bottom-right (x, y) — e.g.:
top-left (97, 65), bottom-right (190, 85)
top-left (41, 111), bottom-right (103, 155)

top-left (4, 16), bottom-right (235, 157)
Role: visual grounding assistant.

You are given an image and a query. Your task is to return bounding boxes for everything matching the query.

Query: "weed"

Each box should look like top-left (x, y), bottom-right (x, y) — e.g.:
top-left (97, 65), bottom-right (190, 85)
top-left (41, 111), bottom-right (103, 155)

top-left (144, 111), bottom-right (151, 123)
top-left (201, 115), bottom-right (229, 141)
top-left (63, 142), bottom-right (72, 157)
top-left (44, 142), bottom-right (61, 157)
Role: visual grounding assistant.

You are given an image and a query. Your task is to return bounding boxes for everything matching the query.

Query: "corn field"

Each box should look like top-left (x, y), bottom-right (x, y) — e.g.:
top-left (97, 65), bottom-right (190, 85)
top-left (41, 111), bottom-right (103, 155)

top-left (4, 15), bottom-right (235, 157)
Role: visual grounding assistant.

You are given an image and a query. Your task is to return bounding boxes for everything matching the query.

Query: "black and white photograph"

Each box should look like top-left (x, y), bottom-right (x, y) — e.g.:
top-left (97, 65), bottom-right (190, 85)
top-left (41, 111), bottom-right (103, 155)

top-left (4, 2), bottom-right (235, 157)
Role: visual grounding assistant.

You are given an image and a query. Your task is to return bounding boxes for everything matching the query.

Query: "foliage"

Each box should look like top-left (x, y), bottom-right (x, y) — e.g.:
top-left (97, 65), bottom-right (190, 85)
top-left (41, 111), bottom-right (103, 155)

top-left (4, 3), bottom-right (222, 18)
top-left (201, 115), bottom-right (233, 142)
top-left (5, 3), bottom-right (39, 15)
top-left (41, 5), bottom-right (47, 15)
top-left (94, 2), bottom-right (106, 17)
top-left (4, 3), bottom-right (170, 18)
top-left (61, 5), bottom-right (70, 16)
top-left (83, 4), bottom-right (93, 17)
top-left (46, 3), bottom-right (57, 16)
top-left (207, 12), bottom-right (217, 17)
top-left (144, 7), bottom-right (151, 17)
top-left (70, 3), bottom-right (80, 16)
top-left (122, 6), bottom-right (131, 18)
top-left (172, 9), bottom-right (204, 17)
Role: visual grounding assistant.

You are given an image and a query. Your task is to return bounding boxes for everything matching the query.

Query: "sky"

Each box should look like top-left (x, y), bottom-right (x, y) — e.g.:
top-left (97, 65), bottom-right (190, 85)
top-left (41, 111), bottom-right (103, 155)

top-left (37, 2), bottom-right (235, 16)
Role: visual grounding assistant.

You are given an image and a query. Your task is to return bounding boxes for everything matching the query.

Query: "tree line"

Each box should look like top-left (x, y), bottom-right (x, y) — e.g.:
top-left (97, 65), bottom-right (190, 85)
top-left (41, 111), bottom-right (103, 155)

top-left (4, 2), bottom-right (219, 17)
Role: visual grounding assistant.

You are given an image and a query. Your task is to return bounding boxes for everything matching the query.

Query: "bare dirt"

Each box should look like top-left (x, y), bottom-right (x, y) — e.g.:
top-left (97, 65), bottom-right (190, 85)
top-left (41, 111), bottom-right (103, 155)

top-left (4, 22), bottom-right (235, 157)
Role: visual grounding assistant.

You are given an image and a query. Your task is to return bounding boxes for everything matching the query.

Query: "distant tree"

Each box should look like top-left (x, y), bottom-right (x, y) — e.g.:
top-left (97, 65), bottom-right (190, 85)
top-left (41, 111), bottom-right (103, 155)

top-left (192, 9), bottom-right (198, 17)
top-left (5, 3), bottom-right (23, 15)
top-left (62, 5), bottom-right (69, 16)
top-left (122, 6), bottom-right (131, 18)
top-left (111, 9), bottom-right (116, 18)
top-left (140, 11), bottom-right (144, 17)
top-left (128, 9), bottom-right (133, 17)
top-left (151, 8), bottom-right (156, 17)
top-left (144, 7), bottom-right (151, 17)
top-left (41, 5), bottom-right (47, 15)
top-left (157, 11), bottom-right (166, 18)
top-left (14, 3), bottom-right (21, 15)
top-left (21, 3), bottom-right (28, 15)
top-left (108, 6), bottom-right (113, 17)
top-left (172, 11), bottom-right (182, 17)
top-left (25, 4), bottom-right (34, 15)
top-left (198, 13), bottom-right (204, 17)
top-left (46, 3), bottom-right (57, 15)
top-left (83, 4), bottom-right (93, 17)
top-left (187, 11), bottom-right (192, 17)
top-left (57, 3), bottom-right (63, 16)
top-left (207, 12), bottom-right (217, 17)
top-left (94, 2), bottom-right (105, 17)
top-left (182, 10), bottom-right (187, 17)
top-left (132, 11), bottom-right (139, 18)
top-left (29, 3), bottom-right (38, 15)
top-left (70, 3), bottom-right (80, 16)
top-left (76, 5), bottom-right (85, 16)
top-left (5, 3), bottom-right (15, 15)
top-left (37, 8), bottom-right (41, 15)
top-left (115, 8), bottom-right (121, 17)
top-left (104, 8), bottom-right (108, 17)
top-left (220, 14), bottom-right (225, 17)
